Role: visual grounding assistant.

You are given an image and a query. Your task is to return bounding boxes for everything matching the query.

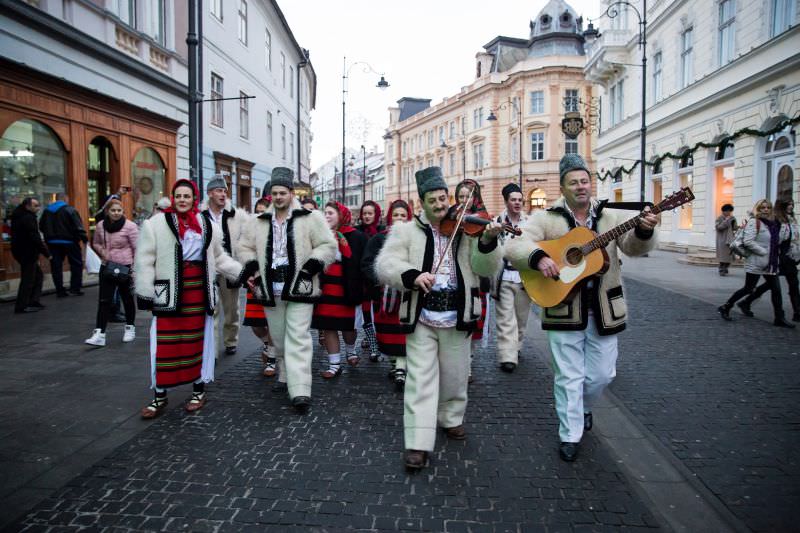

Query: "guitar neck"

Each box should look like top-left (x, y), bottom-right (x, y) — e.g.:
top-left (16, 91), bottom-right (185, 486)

top-left (583, 203), bottom-right (665, 253)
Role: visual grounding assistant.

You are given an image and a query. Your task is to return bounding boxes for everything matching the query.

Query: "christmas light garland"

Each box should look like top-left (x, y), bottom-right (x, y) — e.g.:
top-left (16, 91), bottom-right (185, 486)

top-left (595, 115), bottom-right (800, 182)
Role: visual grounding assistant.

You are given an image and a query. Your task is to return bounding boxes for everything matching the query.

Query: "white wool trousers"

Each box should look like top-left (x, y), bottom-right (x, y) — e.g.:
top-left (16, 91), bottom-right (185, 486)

top-left (547, 318), bottom-right (618, 443)
top-left (494, 281), bottom-right (531, 364)
top-left (265, 299), bottom-right (314, 399)
top-left (404, 322), bottom-right (471, 452)
top-left (214, 275), bottom-right (240, 349)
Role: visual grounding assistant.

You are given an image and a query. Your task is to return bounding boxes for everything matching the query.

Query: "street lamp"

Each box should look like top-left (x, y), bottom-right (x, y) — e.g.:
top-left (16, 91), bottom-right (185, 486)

top-left (342, 57), bottom-right (389, 202)
top-left (487, 97), bottom-right (524, 189)
top-left (360, 145), bottom-right (367, 203)
top-left (583, 1), bottom-right (648, 202)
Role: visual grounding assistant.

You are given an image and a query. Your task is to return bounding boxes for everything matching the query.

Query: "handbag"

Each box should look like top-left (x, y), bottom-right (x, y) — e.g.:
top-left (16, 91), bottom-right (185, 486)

top-left (100, 224), bottom-right (131, 283)
top-left (85, 246), bottom-right (102, 274)
top-left (729, 219), bottom-right (759, 258)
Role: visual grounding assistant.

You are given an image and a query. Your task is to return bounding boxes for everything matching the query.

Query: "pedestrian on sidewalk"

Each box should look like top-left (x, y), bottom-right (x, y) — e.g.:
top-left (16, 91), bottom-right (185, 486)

top-left (202, 175), bottom-right (247, 357)
top-left (135, 179), bottom-right (244, 419)
top-left (85, 198), bottom-right (138, 346)
top-left (39, 192), bottom-right (88, 297)
top-left (238, 167), bottom-right (336, 414)
top-left (11, 197), bottom-right (50, 313)
top-left (243, 197), bottom-right (274, 377)
top-left (361, 199), bottom-right (411, 390)
top-left (376, 166), bottom-right (503, 471)
top-left (355, 200), bottom-right (384, 362)
top-left (715, 204), bottom-right (738, 276)
top-left (506, 154), bottom-right (658, 463)
top-left (312, 201), bottom-right (367, 378)
top-left (723, 199), bottom-right (798, 326)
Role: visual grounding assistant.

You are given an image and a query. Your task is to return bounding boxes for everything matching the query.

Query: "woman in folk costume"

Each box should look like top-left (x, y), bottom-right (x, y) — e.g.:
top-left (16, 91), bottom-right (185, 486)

top-left (355, 200), bottom-right (385, 362)
top-left (312, 201), bottom-right (368, 377)
top-left (135, 179), bottom-right (244, 419)
top-left (242, 197), bottom-right (275, 377)
top-left (454, 179), bottom-right (491, 382)
top-left (361, 199), bottom-right (412, 390)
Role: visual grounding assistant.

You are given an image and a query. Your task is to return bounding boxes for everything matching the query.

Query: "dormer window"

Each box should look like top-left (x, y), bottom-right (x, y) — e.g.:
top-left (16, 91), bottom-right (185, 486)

top-left (560, 11), bottom-right (572, 27)
top-left (540, 14), bottom-right (552, 29)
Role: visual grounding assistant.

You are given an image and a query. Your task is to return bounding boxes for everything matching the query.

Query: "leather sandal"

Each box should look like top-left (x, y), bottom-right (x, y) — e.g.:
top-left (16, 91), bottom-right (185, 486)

top-left (263, 357), bottom-right (277, 377)
top-left (184, 391), bottom-right (206, 413)
top-left (141, 396), bottom-right (167, 419)
top-left (321, 364), bottom-right (342, 379)
top-left (346, 353), bottom-right (360, 367)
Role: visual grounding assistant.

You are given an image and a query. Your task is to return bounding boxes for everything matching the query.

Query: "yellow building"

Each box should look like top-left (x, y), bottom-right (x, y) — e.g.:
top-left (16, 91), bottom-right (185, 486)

top-left (383, 0), bottom-right (595, 214)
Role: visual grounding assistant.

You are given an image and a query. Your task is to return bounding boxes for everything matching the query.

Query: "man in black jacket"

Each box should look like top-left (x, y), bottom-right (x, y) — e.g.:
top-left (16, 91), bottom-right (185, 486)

top-left (39, 192), bottom-right (88, 297)
top-left (11, 197), bottom-right (50, 313)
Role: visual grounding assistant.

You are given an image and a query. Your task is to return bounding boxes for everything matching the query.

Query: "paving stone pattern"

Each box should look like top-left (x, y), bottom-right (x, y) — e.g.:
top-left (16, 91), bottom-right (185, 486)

top-left (612, 279), bottom-right (800, 533)
top-left (12, 323), bottom-right (660, 532)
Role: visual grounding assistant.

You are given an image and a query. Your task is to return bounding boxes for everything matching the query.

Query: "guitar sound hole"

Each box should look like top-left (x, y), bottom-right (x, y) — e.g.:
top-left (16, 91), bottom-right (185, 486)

top-left (565, 247), bottom-right (583, 266)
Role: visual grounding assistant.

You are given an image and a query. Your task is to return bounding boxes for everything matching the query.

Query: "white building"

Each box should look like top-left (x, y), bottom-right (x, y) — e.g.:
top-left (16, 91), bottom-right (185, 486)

top-left (202, 0), bottom-right (316, 210)
top-left (585, 0), bottom-right (799, 252)
top-left (311, 148), bottom-right (385, 214)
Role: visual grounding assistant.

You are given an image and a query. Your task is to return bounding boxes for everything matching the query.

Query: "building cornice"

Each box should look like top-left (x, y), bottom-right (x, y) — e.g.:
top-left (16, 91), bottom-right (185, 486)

top-left (1, 0), bottom-right (187, 98)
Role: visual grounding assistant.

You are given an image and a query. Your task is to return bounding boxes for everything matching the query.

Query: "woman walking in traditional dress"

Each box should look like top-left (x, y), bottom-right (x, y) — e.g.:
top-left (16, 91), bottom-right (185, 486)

top-left (135, 179), bottom-right (244, 418)
top-left (361, 199), bottom-right (412, 389)
top-left (242, 197), bottom-right (275, 376)
top-left (312, 201), bottom-right (367, 378)
top-left (355, 200), bottom-right (384, 361)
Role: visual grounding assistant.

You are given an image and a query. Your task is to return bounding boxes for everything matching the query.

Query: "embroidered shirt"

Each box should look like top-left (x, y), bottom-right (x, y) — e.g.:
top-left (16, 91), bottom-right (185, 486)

top-left (271, 212), bottom-right (291, 296)
top-left (181, 229), bottom-right (203, 260)
top-left (419, 224), bottom-right (458, 329)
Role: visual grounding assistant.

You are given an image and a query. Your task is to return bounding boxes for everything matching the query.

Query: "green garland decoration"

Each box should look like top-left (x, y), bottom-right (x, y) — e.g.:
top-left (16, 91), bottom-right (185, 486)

top-left (595, 115), bottom-right (800, 182)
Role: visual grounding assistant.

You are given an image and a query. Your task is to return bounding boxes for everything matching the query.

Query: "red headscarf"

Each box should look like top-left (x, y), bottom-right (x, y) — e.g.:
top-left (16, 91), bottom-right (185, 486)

top-left (164, 179), bottom-right (203, 238)
top-left (384, 199), bottom-right (412, 232)
top-left (358, 200), bottom-right (382, 237)
top-left (326, 201), bottom-right (355, 258)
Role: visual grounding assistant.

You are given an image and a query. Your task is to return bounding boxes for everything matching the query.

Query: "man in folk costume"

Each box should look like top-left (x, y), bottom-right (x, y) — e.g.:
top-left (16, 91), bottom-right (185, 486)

top-left (135, 179), bottom-right (244, 418)
top-left (505, 154), bottom-right (658, 462)
top-left (376, 167), bottom-right (503, 471)
top-left (239, 167), bottom-right (336, 414)
top-left (202, 175), bottom-right (248, 356)
top-left (492, 183), bottom-right (531, 373)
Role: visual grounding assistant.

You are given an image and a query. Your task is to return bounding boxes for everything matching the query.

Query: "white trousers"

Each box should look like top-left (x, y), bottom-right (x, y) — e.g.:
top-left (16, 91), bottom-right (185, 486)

top-left (495, 281), bottom-right (531, 364)
top-left (265, 299), bottom-right (314, 399)
top-left (547, 318), bottom-right (618, 443)
top-left (404, 322), bottom-right (471, 451)
top-left (214, 275), bottom-right (241, 350)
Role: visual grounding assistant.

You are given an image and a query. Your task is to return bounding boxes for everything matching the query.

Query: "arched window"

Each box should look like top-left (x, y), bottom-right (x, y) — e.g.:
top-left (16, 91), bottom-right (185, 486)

top-left (1, 119), bottom-right (67, 236)
top-left (762, 121), bottom-right (795, 202)
top-left (528, 188), bottom-right (547, 212)
top-left (132, 147), bottom-right (166, 224)
top-left (676, 148), bottom-right (693, 229)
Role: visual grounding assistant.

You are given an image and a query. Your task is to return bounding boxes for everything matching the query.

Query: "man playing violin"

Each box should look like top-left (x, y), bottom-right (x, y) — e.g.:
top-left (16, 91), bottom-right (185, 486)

top-left (492, 183), bottom-right (531, 374)
top-left (505, 154), bottom-right (658, 463)
top-left (375, 166), bottom-right (503, 471)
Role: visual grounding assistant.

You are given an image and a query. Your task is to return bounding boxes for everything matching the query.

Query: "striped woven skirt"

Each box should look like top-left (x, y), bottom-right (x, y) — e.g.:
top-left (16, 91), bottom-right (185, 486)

top-left (471, 291), bottom-right (489, 340)
top-left (311, 261), bottom-right (356, 331)
top-left (373, 287), bottom-right (406, 358)
top-left (242, 289), bottom-right (268, 327)
top-left (153, 264), bottom-right (207, 388)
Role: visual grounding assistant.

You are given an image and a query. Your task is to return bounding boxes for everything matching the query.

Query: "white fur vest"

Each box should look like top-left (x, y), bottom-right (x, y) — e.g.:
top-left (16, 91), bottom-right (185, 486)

top-left (134, 212), bottom-right (244, 316)
top-left (202, 201), bottom-right (248, 260)
top-left (237, 199), bottom-right (337, 305)
top-left (505, 197), bottom-right (657, 335)
top-left (375, 214), bottom-right (503, 333)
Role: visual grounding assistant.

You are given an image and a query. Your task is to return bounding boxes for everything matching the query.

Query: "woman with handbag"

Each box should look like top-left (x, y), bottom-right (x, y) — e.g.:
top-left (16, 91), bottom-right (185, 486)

top-left (85, 198), bottom-right (139, 346)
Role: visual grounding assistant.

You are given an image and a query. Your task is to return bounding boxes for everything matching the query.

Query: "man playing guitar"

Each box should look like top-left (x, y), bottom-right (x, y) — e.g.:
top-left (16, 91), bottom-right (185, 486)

top-left (505, 154), bottom-right (659, 462)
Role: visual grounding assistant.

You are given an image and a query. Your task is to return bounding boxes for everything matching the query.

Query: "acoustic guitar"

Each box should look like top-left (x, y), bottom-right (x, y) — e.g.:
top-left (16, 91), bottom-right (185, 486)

top-left (520, 187), bottom-right (695, 307)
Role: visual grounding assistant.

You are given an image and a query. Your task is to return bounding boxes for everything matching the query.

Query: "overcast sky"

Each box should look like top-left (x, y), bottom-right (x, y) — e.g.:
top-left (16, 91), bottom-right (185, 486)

top-left (279, 0), bottom-right (601, 171)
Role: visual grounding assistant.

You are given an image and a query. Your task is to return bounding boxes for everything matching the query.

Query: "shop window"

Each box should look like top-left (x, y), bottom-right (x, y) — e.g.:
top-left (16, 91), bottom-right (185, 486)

top-left (528, 188), bottom-right (547, 212)
top-left (132, 147), bottom-right (165, 225)
top-left (87, 137), bottom-right (115, 222)
top-left (1, 119), bottom-right (67, 237)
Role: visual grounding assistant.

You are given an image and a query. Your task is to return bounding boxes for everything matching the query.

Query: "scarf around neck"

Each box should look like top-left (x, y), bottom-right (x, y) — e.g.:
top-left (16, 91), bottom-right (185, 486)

top-left (103, 216), bottom-right (126, 233)
top-left (165, 179), bottom-right (203, 238)
top-left (760, 217), bottom-right (781, 273)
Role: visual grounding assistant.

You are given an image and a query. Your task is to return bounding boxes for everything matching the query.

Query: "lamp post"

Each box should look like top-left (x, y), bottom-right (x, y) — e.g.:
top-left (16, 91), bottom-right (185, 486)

top-left (361, 145), bottom-right (367, 202)
top-left (342, 57), bottom-right (389, 202)
top-left (583, 1), bottom-right (648, 202)
top-left (487, 97), bottom-right (524, 189)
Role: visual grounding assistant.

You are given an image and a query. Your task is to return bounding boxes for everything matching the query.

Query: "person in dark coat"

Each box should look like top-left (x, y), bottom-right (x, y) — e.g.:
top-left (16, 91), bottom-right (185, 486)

top-left (11, 197), bottom-right (50, 313)
top-left (355, 200), bottom-right (385, 362)
top-left (39, 192), bottom-right (88, 297)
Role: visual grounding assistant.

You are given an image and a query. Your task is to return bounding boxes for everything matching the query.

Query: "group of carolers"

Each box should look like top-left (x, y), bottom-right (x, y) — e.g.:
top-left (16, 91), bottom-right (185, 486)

top-left (133, 153), bottom-right (658, 470)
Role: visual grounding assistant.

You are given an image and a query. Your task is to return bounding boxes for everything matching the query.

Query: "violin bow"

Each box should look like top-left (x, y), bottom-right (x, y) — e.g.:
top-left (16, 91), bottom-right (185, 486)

top-left (432, 185), bottom-right (475, 275)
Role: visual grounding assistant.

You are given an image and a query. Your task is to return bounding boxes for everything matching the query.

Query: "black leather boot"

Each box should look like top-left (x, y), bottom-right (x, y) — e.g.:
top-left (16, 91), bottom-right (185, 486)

top-left (718, 303), bottom-right (733, 321)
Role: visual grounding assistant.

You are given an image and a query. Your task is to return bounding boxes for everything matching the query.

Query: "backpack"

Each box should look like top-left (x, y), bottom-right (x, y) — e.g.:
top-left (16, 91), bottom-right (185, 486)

top-left (729, 218), bottom-right (760, 258)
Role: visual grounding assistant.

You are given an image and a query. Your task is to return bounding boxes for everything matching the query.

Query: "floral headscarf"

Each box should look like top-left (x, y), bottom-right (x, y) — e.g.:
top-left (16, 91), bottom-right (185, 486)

top-left (165, 179), bottom-right (202, 238)
top-left (454, 179), bottom-right (487, 215)
top-left (358, 200), bottom-right (383, 237)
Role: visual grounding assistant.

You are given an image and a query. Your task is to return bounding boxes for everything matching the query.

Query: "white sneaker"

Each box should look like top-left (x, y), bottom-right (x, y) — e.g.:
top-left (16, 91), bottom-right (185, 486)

top-left (85, 329), bottom-right (106, 347)
top-left (122, 325), bottom-right (136, 343)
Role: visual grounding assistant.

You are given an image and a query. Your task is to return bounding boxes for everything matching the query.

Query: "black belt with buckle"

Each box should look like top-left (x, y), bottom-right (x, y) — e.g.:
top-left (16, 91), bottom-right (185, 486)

top-left (183, 260), bottom-right (203, 266)
top-left (270, 264), bottom-right (291, 282)
top-left (423, 289), bottom-right (458, 312)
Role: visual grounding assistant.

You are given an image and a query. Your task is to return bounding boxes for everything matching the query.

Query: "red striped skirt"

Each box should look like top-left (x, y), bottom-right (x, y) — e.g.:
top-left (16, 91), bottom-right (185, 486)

top-left (471, 291), bottom-right (488, 340)
top-left (242, 290), bottom-right (268, 327)
top-left (311, 262), bottom-right (356, 331)
top-left (154, 264), bottom-right (206, 388)
top-left (373, 288), bottom-right (406, 358)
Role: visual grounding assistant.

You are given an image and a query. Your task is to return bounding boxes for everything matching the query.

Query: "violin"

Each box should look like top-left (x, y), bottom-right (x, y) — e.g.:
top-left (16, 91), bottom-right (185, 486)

top-left (439, 203), bottom-right (522, 237)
